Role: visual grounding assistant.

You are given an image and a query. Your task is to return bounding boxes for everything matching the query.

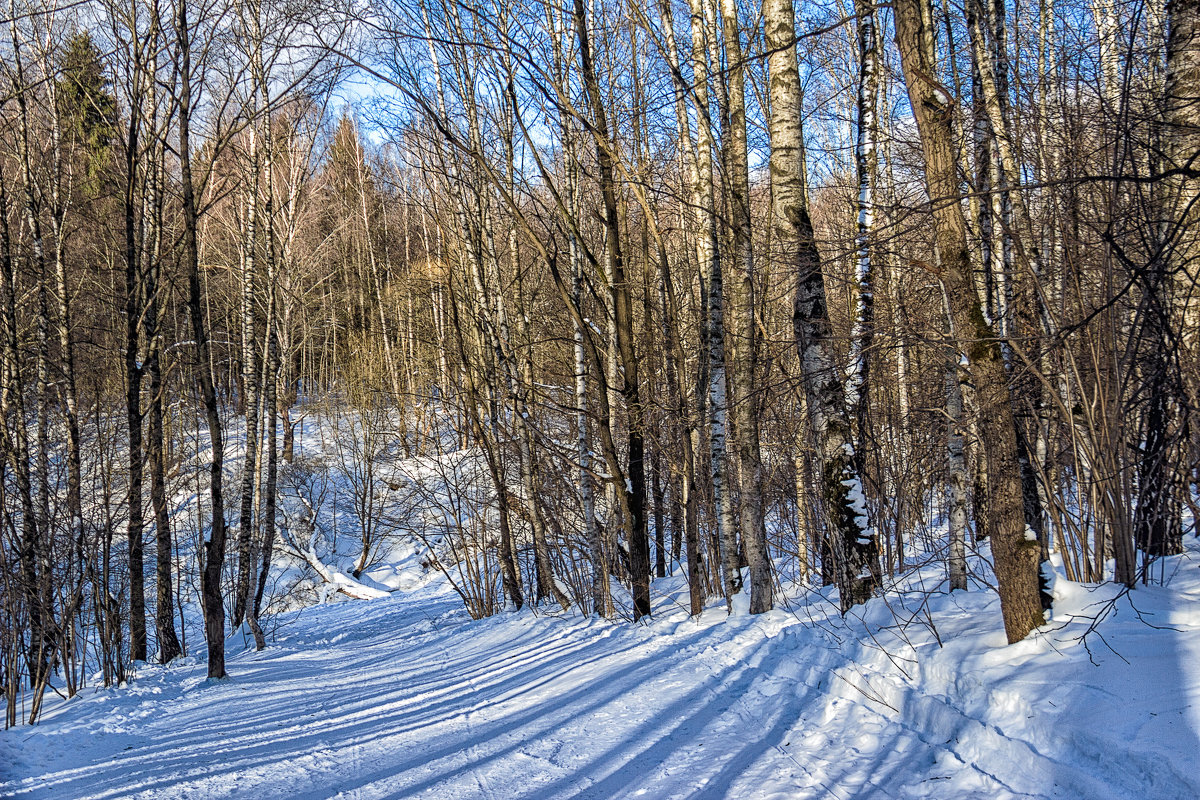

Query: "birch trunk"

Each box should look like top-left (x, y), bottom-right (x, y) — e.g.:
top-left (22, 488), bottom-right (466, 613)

top-left (722, 0), bottom-right (772, 613)
top-left (767, 0), bottom-right (879, 611)
top-left (657, 0), bottom-right (705, 614)
top-left (683, 0), bottom-right (739, 607)
top-left (947, 362), bottom-right (970, 591)
top-left (233, 121), bottom-right (262, 630)
top-left (558, 75), bottom-right (609, 612)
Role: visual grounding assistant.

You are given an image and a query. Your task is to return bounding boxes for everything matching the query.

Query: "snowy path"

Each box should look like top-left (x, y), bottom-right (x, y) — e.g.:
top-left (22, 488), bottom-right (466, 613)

top-left (1, 590), bottom-right (852, 799)
top-left (5, 565), bottom-right (1200, 799)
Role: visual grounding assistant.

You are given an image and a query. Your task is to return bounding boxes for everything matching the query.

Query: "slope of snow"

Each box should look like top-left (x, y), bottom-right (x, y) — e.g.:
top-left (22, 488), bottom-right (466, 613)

top-left (4, 543), bottom-right (1199, 799)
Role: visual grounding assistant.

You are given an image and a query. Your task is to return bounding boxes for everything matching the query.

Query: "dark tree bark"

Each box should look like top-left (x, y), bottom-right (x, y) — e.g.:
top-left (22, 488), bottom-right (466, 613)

top-left (573, 0), bottom-right (651, 619)
top-left (177, 0), bottom-right (229, 679)
top-left (894, 0), bottom-right (1045, 642)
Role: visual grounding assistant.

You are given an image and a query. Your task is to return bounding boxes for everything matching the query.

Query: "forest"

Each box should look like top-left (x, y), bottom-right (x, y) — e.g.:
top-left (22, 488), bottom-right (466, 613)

top-left (0, 0), bottom-right (1197, 770)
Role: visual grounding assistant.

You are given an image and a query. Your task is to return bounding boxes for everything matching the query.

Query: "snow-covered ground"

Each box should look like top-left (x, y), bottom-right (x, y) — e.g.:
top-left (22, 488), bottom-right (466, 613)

top-left (3, 538), bottom-right (1200, 799)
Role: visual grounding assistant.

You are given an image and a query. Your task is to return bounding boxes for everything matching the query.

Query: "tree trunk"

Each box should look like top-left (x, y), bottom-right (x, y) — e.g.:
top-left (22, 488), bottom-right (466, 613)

top-left (178, 0), bottom-right (229, 679)
top-left (145, 145), bottom-right (182, 663)
top-left (0, 168), bottom-right (48, 696)
top-left (1166, 0), bottom-right (1200, 452)
top-left (573, 0), bottom-right (651, 619)
top-left (946, 346), bottom-right (970, 591)
top-left (680, 0), bottom-right (739, 607)
top-left (148, 320), bottom-right (182, 663)
top-left (722, 0), bottom-right (772, 613)
top-left (894, 0), bottom-right (1046, 642)
top-left (658, 0), bottom-right (708, 613)
top-left (767, 0), bottom-right (879, 612)
top-left (233, 123), bottom-right (263, 630)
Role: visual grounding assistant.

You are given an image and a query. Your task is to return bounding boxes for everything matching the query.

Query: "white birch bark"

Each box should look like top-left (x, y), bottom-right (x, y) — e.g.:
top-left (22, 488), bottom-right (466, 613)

top-left (719, 0), bottom-right (773, 614)
top-left (682, 0), bottom-right (739, 608)
top-left (767, 0), bottom-right (878, 611)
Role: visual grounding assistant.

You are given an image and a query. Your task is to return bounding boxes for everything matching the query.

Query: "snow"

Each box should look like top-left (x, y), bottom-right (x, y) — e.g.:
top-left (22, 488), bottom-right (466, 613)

top-left (5, 409), bottom-right (1198, 799)
top-left (5, 540), bottom-right (1200, 799)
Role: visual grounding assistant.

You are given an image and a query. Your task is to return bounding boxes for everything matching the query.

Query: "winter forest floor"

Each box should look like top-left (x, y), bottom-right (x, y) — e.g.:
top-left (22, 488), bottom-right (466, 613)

top-left (4, 540), bottom-right (1200, 799)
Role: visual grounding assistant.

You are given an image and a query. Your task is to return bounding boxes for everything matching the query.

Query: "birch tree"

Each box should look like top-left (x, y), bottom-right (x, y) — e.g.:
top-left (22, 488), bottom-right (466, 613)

top-left (766, 0), bottom-right (879, 611)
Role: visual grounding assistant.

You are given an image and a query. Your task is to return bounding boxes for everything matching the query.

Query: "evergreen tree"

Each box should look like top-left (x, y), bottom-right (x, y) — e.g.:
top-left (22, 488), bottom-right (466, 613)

top-left (56, 32), bottom-right (117, 184)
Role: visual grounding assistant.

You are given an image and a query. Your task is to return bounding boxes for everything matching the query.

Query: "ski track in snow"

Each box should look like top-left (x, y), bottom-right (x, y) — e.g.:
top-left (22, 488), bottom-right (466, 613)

top-left (4, 552), bottom-right (1200, 800)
